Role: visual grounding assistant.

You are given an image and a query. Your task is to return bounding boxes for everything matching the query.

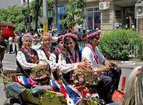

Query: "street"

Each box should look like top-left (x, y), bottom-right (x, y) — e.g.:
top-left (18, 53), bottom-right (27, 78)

top-left (0, 53), bottom-right (138, 105)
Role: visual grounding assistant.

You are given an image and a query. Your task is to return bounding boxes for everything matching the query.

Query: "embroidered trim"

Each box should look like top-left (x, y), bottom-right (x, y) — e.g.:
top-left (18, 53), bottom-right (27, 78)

top-left (42, 45), bottom-right (51, 57)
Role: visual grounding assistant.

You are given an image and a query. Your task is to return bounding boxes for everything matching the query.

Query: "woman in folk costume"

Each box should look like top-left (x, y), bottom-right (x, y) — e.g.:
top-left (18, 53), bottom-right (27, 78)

top-left (37, 32), bottom-right (55, 65)
top-left (82, 30), bottom-right (121, 104)
top-left (58, 33), bottom-right (87, 84)
top-left (49, 35), bottom-right (64, 80)
top-left (16, 34), bottom-right (42, 76)
top-left (58, 33), bottom-right (88, 104)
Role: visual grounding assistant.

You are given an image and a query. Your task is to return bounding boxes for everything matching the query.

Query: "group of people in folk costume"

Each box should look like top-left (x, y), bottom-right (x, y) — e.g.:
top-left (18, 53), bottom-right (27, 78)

top-left (16, 30), bottom-right (121, 104)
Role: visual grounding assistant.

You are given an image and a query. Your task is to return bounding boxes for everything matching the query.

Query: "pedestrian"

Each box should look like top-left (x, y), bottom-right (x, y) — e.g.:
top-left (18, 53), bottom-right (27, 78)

top-left (77, 29), bottom-right (82, 40)
top-left (18, 32), bottom-right (24, 49)
top-left (82, 30), bottom-right (122, 104)
top-left (12, 33), bottom-right (16, 53)
top-left (33, 34), bottom-right (39, 45)
top-left (7, 36), bottom-right (13, 54)
top-left (14, 33), bottom-right (20, 53)
top-left (81, 30), bottom-right (87, 41)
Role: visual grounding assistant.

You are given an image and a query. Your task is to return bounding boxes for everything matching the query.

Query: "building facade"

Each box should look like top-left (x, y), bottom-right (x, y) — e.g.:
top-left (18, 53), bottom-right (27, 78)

top-left (53, 0), bottom-right (143, 35)
top-left (53, 0), bottom-right (68, 31)
top-left (86, 0), bottom-right (137, 34)
top-left (0, 0), bottom-right (21, 9)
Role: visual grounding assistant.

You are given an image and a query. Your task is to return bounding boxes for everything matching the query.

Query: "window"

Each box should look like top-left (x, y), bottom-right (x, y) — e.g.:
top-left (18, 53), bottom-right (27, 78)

top-left (86, 7), bottom-right (101, 30)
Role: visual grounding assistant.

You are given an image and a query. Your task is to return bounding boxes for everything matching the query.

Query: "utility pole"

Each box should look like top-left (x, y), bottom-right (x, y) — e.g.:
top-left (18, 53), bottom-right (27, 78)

top-left (53, 0), bottom-right (57, 30)
top-left (27, 0), bottom-right (31, 32)
top-left (43, 0), bottom-right (48, 34)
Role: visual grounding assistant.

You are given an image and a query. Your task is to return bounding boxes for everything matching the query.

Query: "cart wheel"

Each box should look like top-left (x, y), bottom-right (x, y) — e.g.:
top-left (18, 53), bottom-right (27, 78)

top-left (4, 97), bottom-right (20, 105)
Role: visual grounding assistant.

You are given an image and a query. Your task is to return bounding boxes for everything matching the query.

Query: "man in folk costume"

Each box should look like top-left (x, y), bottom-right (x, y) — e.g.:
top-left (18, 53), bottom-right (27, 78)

top-left (82, 30), bottom-right (122, 104)
top-left (0, 27), bottom-right (12, 73)
top-left (37, 32), bottom-right (55, 65)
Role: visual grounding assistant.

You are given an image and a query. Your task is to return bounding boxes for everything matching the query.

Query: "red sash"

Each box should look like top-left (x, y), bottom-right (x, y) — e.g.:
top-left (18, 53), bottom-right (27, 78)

top-left (42, 45), bottom-right (51, 58)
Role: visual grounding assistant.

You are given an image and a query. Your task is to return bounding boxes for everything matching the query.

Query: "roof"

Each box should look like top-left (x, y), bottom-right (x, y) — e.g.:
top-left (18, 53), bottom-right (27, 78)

top-left (0, 23), bottom-right (15, 30)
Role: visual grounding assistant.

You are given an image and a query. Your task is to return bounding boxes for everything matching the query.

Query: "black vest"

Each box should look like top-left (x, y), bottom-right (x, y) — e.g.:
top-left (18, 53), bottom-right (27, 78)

top-left (16, 48), bottom-right (39, 76)
top-left (51, 50), bottom-right (60, 80)
top-left (39, 45), bottom-right (55, 60)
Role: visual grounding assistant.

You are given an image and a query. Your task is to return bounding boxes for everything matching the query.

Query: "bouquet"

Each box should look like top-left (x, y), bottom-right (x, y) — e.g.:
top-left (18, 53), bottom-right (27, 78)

top-left (71, 59), bottom-right (102, 86)
top-left (30, 59), bottom-right (51, 85)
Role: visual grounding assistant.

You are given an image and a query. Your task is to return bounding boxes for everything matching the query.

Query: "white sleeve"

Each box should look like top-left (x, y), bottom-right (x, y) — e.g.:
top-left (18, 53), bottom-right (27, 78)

top-left (82, 47), bottom-right (94, 67)
top-left (95, 47), bottom-right (106, 64)
top-left (58, 54), bottom-right (78, 74)
top-left (49, 53), bottom-right (58, 71)
top-left (37, 49), bottom-right (50, 65)
top-left (16, 51), bottom-right (37, 70)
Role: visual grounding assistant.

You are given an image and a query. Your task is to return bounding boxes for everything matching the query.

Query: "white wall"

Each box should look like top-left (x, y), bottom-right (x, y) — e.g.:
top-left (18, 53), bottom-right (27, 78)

top-left (0, 0), bottom-right (21, 9)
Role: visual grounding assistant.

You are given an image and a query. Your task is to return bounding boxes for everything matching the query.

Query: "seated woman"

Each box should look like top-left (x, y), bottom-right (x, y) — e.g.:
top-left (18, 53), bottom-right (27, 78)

top-left (49, 35), bottom-right (64, 80)
top-left (37, 32), bottom-right (55, 65)
top-left (58, 33), bottom-right (87, 84)
top-left (16, 34), bottom-right (42, 76)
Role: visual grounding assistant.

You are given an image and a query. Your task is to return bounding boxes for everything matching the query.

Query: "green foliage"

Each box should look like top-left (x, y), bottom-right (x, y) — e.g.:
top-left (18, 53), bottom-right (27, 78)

top-left (0, 6), bottom-right (26, 33)
top-left (59, 0), bottom-right (86, 27)
top-left (99, 29), bottom-right (143, 60)
top-left (30, 0), bottom-right (54, 31)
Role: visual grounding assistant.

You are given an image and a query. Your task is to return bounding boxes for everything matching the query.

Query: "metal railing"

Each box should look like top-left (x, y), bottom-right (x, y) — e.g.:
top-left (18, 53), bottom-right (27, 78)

top-left (78, 40), bottom-right (143, 60)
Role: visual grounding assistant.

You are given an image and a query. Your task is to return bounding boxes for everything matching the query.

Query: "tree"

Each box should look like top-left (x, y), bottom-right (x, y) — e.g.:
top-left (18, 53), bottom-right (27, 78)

top-left (30, 0), bottom-right (54, 32)
top-left (0, 6), bottom-right (26, 33)
top-left (59, 0), bottom-right (86, 28)
top-left (30, 0), bottom-right (43, 32)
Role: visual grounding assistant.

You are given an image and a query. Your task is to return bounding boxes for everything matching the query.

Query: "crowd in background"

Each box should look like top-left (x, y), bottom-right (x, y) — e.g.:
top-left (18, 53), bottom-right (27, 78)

top-left (7, 28), bottom-right (101, 54)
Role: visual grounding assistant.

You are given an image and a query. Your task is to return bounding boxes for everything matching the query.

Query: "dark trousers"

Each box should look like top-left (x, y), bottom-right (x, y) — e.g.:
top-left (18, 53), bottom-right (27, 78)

top-left (95, 68), bottom-right (122, 103)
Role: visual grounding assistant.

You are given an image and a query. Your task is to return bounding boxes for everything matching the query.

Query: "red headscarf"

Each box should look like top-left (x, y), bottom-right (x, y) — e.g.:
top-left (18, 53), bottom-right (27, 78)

top-left (2, 27), bottom-right (12, 37)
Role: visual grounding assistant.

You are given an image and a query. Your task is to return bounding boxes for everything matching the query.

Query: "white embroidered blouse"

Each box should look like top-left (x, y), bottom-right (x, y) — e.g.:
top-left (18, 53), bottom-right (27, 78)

top-left (37, 49), bottom-right (50, 65)
top-left (16, 51), bottom-right (37, 70)
top-left (58, 53), bottom-right (78, 74)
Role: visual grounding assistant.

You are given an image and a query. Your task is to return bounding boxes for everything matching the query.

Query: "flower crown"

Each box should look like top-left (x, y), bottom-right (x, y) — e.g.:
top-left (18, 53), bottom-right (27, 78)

top-left (87, 30), bottom-right (101, 38)
top-left (64, 33), bottom-right (78, 40)
top-left (22, 33), bottom-right (33, 42)
top-left (56, 35), bottom-right (64, 43)
top-left (42, 32), bottom-right (52, 40)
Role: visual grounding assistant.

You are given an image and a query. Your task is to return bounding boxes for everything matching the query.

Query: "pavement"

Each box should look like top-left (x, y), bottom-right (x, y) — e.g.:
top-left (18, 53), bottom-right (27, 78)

top-left (111, 60), bottom-right (143, 69)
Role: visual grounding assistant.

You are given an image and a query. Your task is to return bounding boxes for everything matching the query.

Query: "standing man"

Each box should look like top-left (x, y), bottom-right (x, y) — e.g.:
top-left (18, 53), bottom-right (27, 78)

top-left (82, 30), bottom-right (121, 104)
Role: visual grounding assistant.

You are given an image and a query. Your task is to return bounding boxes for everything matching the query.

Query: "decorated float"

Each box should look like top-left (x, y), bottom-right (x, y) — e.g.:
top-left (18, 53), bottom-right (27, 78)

top-left (1, 58), bottom-right (125, 105)
top-left (0, 23), bottom-right (15, 73)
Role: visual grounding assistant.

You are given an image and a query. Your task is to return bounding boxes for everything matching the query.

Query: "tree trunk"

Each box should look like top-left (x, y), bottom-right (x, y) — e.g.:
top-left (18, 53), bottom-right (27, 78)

top-left (33, 0), bottom-right (42, 32)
